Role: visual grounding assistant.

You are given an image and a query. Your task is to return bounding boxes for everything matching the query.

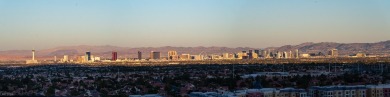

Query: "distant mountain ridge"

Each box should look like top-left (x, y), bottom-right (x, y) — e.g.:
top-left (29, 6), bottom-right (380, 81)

top-left (0, 40), bottom-right (389, 61)
top-left (265, 40), bottom-right (390, 56)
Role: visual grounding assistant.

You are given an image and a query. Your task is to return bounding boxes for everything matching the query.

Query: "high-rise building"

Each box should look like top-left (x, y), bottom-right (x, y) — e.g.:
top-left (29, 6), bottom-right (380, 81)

top-left (328, 49), bottom-right (339, 57)
top-left (63, 55), bottom-right (69, 62)
top-left (150, 51), bottom-right (160, 60)
top-left (222, 53), bottom-right (230, 59)
top-left (283, 52), bottom-right (288, 58)
top-left (168, 51), bottom-right (178, 60)
top-left (252, 53), bottom-right (258, 59)
top-left (295, 49), bottom-right (299, 58)
top-left (112, 52), bottom-right (118, 61)
top-left (85, 52), bottom-right (91, 61)
top-left (248, 53), bottom-right (253, 59)
top-left (254, 50), bottom-right (260, 57)
top-left (277, 51), bottom-right (282, 59)
top-left (32, 49), bottom-right (35, 60)
top-left (138, 51), bottom-right (142, 60)
top-left (263, 50), bottom-right (268, 58)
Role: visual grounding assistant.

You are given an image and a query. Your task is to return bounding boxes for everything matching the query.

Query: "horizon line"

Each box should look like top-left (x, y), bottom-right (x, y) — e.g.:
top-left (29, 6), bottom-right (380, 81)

top-left (1, 40), bottom-right (389, 51)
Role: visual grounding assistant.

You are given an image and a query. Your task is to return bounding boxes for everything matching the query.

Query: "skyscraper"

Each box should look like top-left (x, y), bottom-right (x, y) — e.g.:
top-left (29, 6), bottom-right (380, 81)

top-left (328, 49), bottom-right (339, 57)
top-left (63, 55), bottom-right (69, 62)
top-left (85, 52), bottom-right (91, 61)
top-left (138, 51), bottom-right (142, 60)
top-left (254, 50), bottom-right (260, 57)
top-left (150, 51), bottom-right (160, 60)
top-left (32, 49), bottom-right (35, 61)
top-left (248, 51), bottom-right (253, 59)
top-left (223, 53), bottom-right (229, 59)
top-left (283, 52), bottom-right (288, 58)
top-left (168, 50), bottom-right (178, 60)
top-left (112, 52), bottom-right (118, 61)
top-left (296, 49), bottom-right (299, 58)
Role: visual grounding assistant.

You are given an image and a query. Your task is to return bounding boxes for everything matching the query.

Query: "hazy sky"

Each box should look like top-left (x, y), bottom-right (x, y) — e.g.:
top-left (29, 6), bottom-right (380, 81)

top-left (0, 0), bottom-right (389, 50)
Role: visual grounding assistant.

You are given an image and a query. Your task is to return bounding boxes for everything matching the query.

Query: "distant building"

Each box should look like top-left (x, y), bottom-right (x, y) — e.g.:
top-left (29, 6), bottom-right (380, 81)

top-left (328, 49), bottom-right (338, 57)
top-left (191, 55), bottom-right (203, 60)
top-left (302, 54), bottom-right (310, 58)
top-left (248, 50), bottom-right (253, 59)
top-left (222, 53), bottom-right (229, 59)
top-left (85, 52), bottom-right (91, 61)
top-left (138, 51), bottom-right (142, 60)
top-left (26, 49), bottom-right (38, 64)
top-left (211, 54), bottom-right (222, 60)
top-left (77, 56), bottom-right (86, 63)
top-left (150, 51), bottom-right (160, 60)
top-left (237, 52), bottom-right (246, 59)
top-left (283, 52), bottom-right (288, 58)
top-left (254, 50), bottom-right (260, 57)
top-left (223, 53), bottom-right (235, 59)
top-left (296, 49), bottom-right (299, 58)
top-left (94, 57), bottom-right (100, 61)
top-left (350, 53), bottom-right (367, 58)
top-left (356, 53), bottom-right (367, 57)
top-left (252, 52), bottom-right (258, 59)
top-left (309, 85), bottom-right (366, 97)
top-left (112, 52), bottom-right (117, 61)
top-left (180, 54), bottom-right (191, 60)
top-left (168, 51), bottom-right (178, 60)
top-left (277, 51), bottom-right (282, 59)
top-left (62, 55), bottom-right (69, 62)
top-left (263, 50), bottom-right (268, 58)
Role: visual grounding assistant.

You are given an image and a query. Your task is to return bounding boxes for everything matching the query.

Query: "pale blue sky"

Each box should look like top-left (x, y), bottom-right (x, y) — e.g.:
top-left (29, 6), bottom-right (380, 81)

top-left (0, 0), bottom-right (389, 50)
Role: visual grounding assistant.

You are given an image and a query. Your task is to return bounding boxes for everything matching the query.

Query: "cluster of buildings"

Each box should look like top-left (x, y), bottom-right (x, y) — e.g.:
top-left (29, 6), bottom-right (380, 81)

top-left (187, 84), bottom-right (390, 97)
top-left (26, 48), bottom-right (373, 64)
top-left (309, 85), bottom-right (390, 97)
top-left (189, 88), bottom-right (307, 97)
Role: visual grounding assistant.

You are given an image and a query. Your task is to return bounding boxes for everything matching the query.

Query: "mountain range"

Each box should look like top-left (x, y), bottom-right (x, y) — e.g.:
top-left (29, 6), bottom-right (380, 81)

top-left (0, 40), bottom-right (389, 61)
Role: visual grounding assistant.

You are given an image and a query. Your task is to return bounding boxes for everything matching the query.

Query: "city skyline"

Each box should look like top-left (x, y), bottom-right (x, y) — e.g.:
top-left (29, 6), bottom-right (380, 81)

top-left (1, 0), bottom-right (390, 51)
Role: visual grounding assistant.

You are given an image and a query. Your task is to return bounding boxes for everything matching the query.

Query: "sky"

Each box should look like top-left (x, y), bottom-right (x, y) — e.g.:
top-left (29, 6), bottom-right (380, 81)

top-left (0, 0), bottom-right (389, 50)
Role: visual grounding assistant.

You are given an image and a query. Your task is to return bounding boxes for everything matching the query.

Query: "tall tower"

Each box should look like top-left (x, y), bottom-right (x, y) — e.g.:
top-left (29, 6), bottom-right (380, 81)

top-left (85, 52), bottom-right (91, 61)
top-left (138, 51), bottom-right (142, 60)
top-left (26, 49), bottom-right (38, 64)
top-left (295, 49), bottom-right (299, 58)
top-left (112, 51), bottom-right (118, 61)
top-left (32, 49), bottom-right (35, 60)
